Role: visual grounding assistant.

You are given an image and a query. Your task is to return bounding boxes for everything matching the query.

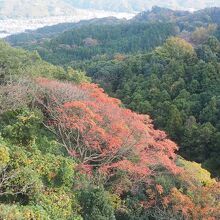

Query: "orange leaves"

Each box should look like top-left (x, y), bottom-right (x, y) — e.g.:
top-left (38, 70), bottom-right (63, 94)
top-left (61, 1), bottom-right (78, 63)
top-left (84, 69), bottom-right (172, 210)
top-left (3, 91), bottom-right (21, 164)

top-left (163, 184), bottom-right (220, 219)
top-left (111, 160), bottom-right (150, 177)
top-left (169, 188), bottom-right (195, 217)
top-left (36, 77), bottom-right (179, 188)
top-left (34, 77), bottom-right (220, 218)
top-left (156, 184), bottom-right (164, 195)
top-left (80, 83), bottom-right (121, 105)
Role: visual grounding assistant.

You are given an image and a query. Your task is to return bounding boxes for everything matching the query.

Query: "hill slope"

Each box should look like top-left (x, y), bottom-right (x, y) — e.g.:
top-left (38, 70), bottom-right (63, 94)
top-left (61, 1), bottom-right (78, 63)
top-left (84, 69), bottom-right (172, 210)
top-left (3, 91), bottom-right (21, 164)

top-left (7, 7), bottom-right (220, 178)
top-left (7, 7), bottom-right (220, 49)
top-left (5, 17), bottom-right (126, 46)
top-left (1, 39), bottom-right (220, 219)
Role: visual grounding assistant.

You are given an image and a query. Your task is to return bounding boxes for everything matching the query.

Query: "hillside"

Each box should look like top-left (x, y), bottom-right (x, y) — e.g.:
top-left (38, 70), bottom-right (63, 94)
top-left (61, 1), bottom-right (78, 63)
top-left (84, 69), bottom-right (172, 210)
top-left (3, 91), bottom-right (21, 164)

top-left (5, 12), bottom-right (179, 64)
top-left (133, 6), bottom-right (220, 31)
top-left (7, 7), bottom-right (220, 178)
top-left (1, 39), bottom-right (220, 219)
top-left (2, 5), bottom-right (220, 219)
top-left (86, 36), bottom-right (220, 175)
top-left (7, 7), bottom-right (220, 51)
top-left (5, 17), bottom-right (126, 47)
top-left (33, 22), bottom-right (177, 65)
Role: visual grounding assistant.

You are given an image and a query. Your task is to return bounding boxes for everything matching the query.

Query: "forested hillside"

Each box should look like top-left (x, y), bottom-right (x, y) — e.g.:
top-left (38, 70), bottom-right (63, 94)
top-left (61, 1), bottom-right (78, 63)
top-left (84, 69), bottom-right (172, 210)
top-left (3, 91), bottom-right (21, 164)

top-left (2, 40), bottom-right (220, 219)
top-left (133, 7), bottom-right (220, 34)
top-left (86, 36), bottom-right (220, 176)
top-left (2, 6), bottom-right (220, 219)
top-left (6, 17), bottom-right (125, 47)
top-left (7, 7), bottom-right (220, 177)
top-left (7, 7), bottom-right (220, 65)
top-left (8, 21), bottom-right (178, 65)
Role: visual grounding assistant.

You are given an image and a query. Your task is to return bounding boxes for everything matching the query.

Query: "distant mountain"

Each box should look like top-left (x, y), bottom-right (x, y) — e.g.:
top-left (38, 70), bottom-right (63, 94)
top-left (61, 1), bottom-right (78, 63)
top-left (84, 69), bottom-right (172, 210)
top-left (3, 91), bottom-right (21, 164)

top-left (65, 0), bottom-right (220, 12)
top-left (6, 17), bottom-right (126, 46)
top-left (133, 7), bottom-right (220, 31)
top-left (7, 6), bottom-right (220, 47)
top-left (0, 0), bottom-right (133, 19)
top-left (132, 6), bottom-right (190, 22)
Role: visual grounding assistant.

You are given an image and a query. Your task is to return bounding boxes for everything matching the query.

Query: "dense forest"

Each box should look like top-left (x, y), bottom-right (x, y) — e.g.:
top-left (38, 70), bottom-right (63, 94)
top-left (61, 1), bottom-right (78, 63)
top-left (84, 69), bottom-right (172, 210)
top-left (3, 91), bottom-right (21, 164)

top-left (2, 6), bottom-right (220, 220)
top-left (86, 36), bottom-right (220, 176)
top-left (9, 21), bottom-right (178, 65)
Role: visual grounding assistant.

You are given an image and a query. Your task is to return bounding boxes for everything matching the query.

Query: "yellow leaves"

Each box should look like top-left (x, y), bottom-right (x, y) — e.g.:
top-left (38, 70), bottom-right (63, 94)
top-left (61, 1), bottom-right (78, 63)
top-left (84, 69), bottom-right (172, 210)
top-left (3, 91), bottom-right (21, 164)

top-left (108, 193), bottom-right (122, 210)
top-left (0, 145), bottom-right (10, 168)
top-left (0, 204), bottom-right (49, 220)
top-left (167, 36), bottom-right (194, 52)
top-left (17, 111), bottom-right (40, 124)
top-left (27, 159), bottom-right (33, 165)
top-left (155, 36), bottom-right (196, 61)
top-left (18, 115), bottom-right (29, 123)
top-left (191, 24), bottom-right (217, 44)
top-left (37, 188), bottom-right (74, 219)
top-left (23, 210), bottom-right (35, 219)
top-left (177, 157), bottom-right (215, 186)
top-left (48, 172), bottom-right (57, 181)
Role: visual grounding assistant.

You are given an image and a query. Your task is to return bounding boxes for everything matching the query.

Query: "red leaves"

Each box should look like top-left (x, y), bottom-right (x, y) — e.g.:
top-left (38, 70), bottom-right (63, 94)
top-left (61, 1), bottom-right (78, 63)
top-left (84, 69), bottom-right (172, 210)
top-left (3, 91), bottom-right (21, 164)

top-left (38, 78), bottom-right (220, 213)
top-left (36, 77), bottom-right (179, 187)
top-left (159, 182), bottom-right (220, 219)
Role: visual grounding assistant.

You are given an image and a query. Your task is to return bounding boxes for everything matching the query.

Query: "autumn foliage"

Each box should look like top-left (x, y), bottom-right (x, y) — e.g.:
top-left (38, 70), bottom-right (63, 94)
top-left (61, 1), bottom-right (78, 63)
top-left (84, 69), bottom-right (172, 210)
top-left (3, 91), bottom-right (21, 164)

top-left (36, 78), bottom-right (179, 182)
top-left (2, 38), bottom-right (220, 219)
top-left (1, 76), bottom-right (220, 219)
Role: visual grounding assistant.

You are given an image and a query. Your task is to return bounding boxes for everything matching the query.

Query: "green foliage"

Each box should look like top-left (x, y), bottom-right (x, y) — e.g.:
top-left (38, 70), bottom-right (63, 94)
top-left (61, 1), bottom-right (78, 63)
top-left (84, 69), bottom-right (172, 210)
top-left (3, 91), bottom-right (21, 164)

top-left (0, 109), bottom-right (43, 145)
top-left (1, 11), bottom-right (220, 219)
top-left (85, 36), bottom-right (220, 176)
top-left (21, 22), bottom-right (178, 66)
top-left (34, 188), bottom-right (79, 220)
top-left (77, 187), bottom-right (116, 220)
top-left (0, 108), bottom-right (82, 219)
top-left (0, 204), bottom-right (49, 220)
top-left (65, 67), bottom-right (91, 83)
top-left (0, 40), bottom-right (82, 84)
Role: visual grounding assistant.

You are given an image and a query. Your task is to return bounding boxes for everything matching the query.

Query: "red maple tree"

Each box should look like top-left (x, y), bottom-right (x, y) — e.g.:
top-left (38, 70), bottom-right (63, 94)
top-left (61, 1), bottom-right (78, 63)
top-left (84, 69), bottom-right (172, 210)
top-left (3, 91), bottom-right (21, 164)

top-left (36, 77), bottom-right (179, 187)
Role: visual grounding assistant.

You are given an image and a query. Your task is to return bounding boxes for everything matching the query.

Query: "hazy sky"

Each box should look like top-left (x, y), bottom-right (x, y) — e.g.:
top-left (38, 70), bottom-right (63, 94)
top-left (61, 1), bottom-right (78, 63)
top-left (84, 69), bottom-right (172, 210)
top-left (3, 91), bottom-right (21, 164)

top-left (66, 0), bottom-right (220, 12)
